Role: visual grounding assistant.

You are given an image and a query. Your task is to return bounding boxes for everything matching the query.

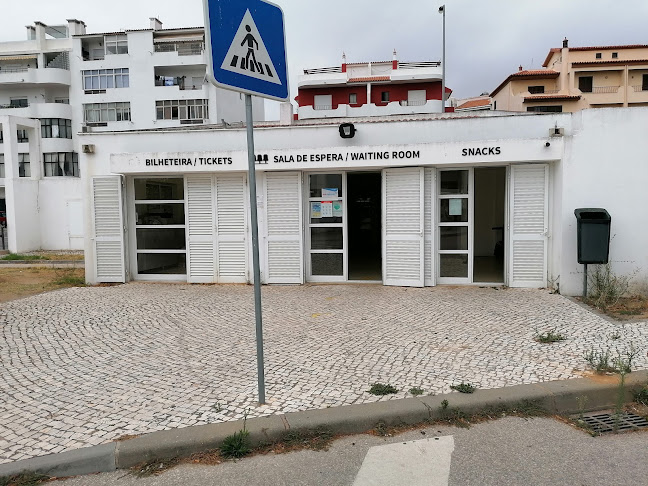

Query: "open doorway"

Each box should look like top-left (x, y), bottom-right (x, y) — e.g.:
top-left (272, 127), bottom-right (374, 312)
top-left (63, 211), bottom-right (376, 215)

top-left (347, 172), bottom-right (382, 280)
top-left (473, 167), bottom-right (506, 283)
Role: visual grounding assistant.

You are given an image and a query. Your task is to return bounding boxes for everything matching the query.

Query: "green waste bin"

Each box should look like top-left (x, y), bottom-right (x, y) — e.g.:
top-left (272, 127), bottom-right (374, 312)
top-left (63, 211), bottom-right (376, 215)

top-left (574, 208), bottom-right (611, 264)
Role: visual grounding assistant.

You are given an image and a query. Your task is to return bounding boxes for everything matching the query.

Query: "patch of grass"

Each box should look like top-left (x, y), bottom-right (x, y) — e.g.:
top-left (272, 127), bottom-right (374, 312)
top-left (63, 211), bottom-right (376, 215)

top-left (409, 387), bottom-right (424, 396)
top-left (367, 383), bottom-right (398, 396)
top-left (0, 471), bottom-right (51, 486)
top-left (52, 269), bottom-right (85, 287)
top-left (633, 385), bottom-right (648, 406)
top-left (128, 457), bottom-right (181, 478)
top-left (533, 328), bottom-right (566, 343)
top-left (584, 346), bottom-right (639, 374)
top-left (1, 254), bottom-right (49, 261)
top-left (450, 382), bottom-right (477, 394)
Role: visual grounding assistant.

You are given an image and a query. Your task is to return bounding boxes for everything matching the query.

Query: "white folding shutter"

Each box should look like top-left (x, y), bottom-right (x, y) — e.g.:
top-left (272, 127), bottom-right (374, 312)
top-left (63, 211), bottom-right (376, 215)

top-left (382, 168), bottom-right (425, 287)
top-left (92, 176), bottom-right (126, 283)
top-left (264, 171), bottom-right (303, 284)
top-left (509, 164), bottom-right (549, 288)
top-left (424, 168), bottom-right (436, 286)
top-left (215, 174), bottom-right (248, 283)
top-left (186, 175), bottom-right (215, 283)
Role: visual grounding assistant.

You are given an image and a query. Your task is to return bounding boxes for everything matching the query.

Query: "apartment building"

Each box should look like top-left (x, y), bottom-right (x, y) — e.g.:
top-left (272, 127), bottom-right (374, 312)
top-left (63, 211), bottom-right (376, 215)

top-left (0, 18), bottom-right (263, 253)
top-left (296, 51), bottom-right (452, 120)
top-left (491, 40), bottom-right (648, 112)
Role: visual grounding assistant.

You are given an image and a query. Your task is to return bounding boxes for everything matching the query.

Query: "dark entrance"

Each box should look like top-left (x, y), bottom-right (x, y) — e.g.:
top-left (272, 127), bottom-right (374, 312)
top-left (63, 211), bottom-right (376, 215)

top-left (347, 172), bottom-right (382, 280)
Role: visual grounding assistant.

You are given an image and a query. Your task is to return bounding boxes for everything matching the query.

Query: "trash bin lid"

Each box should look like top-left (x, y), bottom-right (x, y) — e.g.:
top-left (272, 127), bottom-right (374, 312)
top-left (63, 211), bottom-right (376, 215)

top-left (574, 208), bottom-right (611, 221)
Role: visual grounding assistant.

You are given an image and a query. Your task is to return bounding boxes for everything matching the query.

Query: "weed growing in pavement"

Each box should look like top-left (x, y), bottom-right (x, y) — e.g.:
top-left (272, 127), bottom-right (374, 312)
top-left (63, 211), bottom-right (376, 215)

top-left (211, 402), bottom-right (223, 412)
top-left (533, 328), bottom-right (567, 344)
top-left (586, 263), bottom-right (636, 311)
top-left (450, 382), bottom-right (477, 394)
top-left (278, 426), bottom-right (334, 451)
top-left (584, 346), bottom-right (640, 374)
top-left (374, 420), bottom-right (389, 436)
top-left (220, 410), bottom-right (251, 459)
top-left (0, 471), bottom-right (51, 486)
top-left (409, 387), bottom-right (424, 396)
top-left (128, 457), bottom-right (181, 478)
top-left (367, 383), bottom-right (398, 396)
top-left (440, 399), bottom-right (449, 410)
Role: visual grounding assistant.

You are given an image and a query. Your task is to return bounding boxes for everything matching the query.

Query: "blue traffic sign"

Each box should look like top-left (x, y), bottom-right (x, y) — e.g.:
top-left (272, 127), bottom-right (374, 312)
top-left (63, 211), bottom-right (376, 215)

top-left (203, 0), bottom-right (289, 101)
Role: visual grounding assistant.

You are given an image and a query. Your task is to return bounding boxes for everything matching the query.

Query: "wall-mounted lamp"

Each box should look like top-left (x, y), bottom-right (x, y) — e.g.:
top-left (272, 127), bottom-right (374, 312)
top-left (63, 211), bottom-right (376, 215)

top-left (339, 122), bottom-right (356, 139)
top-left (545, 141), bottom-right (551, 147)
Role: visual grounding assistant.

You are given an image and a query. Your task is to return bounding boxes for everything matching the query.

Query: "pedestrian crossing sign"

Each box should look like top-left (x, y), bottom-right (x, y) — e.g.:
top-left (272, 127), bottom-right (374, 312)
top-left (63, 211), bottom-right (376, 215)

top-left (203, 0), bottom-right (289, 101)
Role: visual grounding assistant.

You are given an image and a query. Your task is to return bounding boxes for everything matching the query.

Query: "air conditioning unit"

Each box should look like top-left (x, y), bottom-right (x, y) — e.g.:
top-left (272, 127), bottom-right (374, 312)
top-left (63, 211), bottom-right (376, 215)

top-left (81, 124), bottom-right (90, 133)
top-left (82, 144), bottom-right (95, 154)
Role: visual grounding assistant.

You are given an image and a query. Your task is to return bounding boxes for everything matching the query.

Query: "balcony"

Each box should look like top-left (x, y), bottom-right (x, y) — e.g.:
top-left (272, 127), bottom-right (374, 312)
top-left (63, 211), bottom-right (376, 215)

top-left (153, 42), bottom-right (206, 67)
top-left (0, 102), bottom-right (72, 119)
top-left (0, 67), bottom-right (71, 86)
top-left (298, 99), bottom-right (444, 120)
top-left (629, 84), bottom-right (648, 104)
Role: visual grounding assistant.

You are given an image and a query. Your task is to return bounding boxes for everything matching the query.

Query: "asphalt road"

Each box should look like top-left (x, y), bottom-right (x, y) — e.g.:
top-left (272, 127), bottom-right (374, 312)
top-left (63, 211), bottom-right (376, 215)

top-left (57, 416), bottom-right (648, 486)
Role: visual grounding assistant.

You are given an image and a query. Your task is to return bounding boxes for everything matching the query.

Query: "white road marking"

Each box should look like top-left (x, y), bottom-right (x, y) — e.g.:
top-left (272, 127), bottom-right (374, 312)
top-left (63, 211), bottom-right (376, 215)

top-left (353, 435), bottom-right (455, 486)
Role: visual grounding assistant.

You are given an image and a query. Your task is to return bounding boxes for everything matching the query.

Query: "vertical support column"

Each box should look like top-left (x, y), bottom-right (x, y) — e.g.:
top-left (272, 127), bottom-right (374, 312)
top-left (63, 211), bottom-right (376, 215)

top-left (623, 65), bottom-right (629, 107)
top-left (28, 123), bottom-right (42, 180)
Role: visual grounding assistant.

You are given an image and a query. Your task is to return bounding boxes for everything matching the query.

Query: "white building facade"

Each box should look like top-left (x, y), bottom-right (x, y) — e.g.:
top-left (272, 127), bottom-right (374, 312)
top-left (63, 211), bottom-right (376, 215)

top-left (0, 18), bottom-right (263, 253)
top-left (80, 107), bottom-right (648, 296)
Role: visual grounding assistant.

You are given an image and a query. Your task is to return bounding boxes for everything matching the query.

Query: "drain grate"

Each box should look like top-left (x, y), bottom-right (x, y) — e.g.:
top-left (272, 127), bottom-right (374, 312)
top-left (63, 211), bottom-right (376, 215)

top-left (578, 412), bottom-right (648, 434)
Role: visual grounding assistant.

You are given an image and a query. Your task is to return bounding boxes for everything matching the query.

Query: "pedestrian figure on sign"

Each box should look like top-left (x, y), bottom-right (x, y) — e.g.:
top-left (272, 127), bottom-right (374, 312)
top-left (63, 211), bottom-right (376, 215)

top-left (241, 25), bottom-right (261, 73)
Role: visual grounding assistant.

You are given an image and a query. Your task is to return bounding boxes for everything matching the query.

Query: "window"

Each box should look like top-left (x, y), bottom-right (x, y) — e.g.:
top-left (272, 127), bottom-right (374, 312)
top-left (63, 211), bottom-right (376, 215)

top-left (105, 35), bottom-right (128, 55)
top-left (381, 91), bottom-right (390, 102)
top-left (82, 68), bottom-right (129, 91)
top-left (612, 52), bottom-right (618, 59)
top-left (0, 154), bottom-right (4, 178)
top-left (18, 153), bottom-right (30, 178)
top-left (17, 130), bottom-right (28, 143)
top-left (313, 94), bottom-right (332, 110)
top-left (595, 53), bottom-right (602, 59)
top-left (349, 93), bottom-right (357, 104)
top-left (41, 119), bottom-right (72, 139)
top-left (528, 86), bottom-right (545, 94)
top-left (643, 74), bottom-right (648, 91)
top-left (579, 76), bottom-right (593, 93)
top-left (9, 98), bottom-right (28, 108)
top-left (155, 99), bottom-right (209, 122)
top-left (526, 105), bottom-right (563, 112)
top-left (83, 102), bottom-right (131, 123)
top-left (44, 152), bottom-right (79, 177)
top-left (55, 98), bottom-right (70, 104)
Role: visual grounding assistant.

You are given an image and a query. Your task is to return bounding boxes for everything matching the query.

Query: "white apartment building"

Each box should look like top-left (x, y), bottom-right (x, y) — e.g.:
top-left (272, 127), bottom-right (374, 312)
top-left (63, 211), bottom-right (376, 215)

top-left (0, 18), bottom-right (263, 253)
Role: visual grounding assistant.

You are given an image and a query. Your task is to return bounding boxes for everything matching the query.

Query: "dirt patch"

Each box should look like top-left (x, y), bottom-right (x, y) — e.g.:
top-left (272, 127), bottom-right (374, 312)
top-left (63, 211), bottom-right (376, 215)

top-left (581, 295), bottom-right (648, 321)
top-left (0, 267), bottom-right (85, 303)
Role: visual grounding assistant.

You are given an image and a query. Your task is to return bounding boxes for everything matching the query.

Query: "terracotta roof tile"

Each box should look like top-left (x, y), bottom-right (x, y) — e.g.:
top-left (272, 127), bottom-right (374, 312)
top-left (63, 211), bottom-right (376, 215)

top-left (543, 44), bottom-right (648, 66)
top-left (457, 99), bottom-right (491, 109)
top-left (524, 94), bottom-right (581, 102)
top-left (571, 59), bottom-right (648, 66)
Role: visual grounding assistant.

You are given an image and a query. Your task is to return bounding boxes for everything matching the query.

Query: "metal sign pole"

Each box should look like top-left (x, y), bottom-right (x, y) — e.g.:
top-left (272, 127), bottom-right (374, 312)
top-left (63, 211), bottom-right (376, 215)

top-left (245, 93), bottom-right (266, 405)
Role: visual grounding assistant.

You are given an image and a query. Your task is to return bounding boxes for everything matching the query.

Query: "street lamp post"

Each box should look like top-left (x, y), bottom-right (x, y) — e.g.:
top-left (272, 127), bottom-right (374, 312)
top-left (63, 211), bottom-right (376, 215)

top-left (438, 5), bottom-right (445, 112)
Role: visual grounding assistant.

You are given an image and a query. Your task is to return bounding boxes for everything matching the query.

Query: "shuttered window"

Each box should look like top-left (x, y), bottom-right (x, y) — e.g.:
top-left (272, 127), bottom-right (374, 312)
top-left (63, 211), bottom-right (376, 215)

top-left (92, 176), bottom-right (126, 282)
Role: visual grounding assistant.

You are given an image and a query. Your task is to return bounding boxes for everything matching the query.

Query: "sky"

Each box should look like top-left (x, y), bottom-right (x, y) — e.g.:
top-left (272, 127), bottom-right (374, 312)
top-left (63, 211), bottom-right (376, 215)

top-left (1, 0), bottom-right (647, 119)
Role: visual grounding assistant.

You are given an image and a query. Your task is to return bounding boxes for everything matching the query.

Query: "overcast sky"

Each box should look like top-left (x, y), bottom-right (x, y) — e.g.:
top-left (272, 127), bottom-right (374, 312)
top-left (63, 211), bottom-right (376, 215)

top-left (2, 0), bottom-right (647, 119)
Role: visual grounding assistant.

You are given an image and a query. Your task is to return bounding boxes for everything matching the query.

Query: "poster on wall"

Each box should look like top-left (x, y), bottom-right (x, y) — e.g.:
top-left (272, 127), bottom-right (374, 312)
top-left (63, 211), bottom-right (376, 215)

top-left (311, 202), bottom-right (322, 218)
top-left (321, 201), bottom-right (333, 218)
top-left (449, 198), bottom-right (463, 216)
top-left (332, 201), bottom-right (343, 217)
top-left (322, 188), bottom-right (338, 197)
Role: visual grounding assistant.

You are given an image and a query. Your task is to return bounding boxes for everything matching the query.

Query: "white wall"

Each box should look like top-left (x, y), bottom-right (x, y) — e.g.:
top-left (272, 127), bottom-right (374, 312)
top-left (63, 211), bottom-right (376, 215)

top-left (38, 178), bottom-right (84, 250)
top-left (559, 107), bottom-right (648, 295)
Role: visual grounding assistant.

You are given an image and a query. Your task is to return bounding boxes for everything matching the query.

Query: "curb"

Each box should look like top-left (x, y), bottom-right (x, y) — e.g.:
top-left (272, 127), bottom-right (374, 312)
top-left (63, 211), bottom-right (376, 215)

top-left (1, 371), bottom-right (646, 479)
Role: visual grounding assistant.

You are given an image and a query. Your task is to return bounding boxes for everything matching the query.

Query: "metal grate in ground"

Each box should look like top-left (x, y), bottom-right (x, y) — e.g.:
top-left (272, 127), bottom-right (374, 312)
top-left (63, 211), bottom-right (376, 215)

top-left (578, 412), bottom-right (648, 434)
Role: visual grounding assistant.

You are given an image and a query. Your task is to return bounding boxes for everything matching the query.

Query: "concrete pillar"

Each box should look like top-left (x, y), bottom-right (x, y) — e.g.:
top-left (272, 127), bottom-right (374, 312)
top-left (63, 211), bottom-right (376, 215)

top-left (367, 83), bottom-right (372, 106)
top-left (279, 102), bottom-right (293, 126)
top-left (560, 38), bottom-right (569, 94)
top-left (623, 65), bottom-right (629, 107)
top-left (27, 123), bottom-right (42, 180)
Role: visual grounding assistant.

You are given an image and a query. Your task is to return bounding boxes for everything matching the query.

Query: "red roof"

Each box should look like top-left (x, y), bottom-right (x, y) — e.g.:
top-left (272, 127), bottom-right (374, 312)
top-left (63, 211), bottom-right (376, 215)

top-left (571, 58), bottom-right (648, 66)
top-left (542, 44), bottom-right (648, 67)
top-left (491, 70), bottom-right (559, 97)
top-left (457, 98), bottom-right (491, 109)
top-left (348, 76), bottom-right (390, 83)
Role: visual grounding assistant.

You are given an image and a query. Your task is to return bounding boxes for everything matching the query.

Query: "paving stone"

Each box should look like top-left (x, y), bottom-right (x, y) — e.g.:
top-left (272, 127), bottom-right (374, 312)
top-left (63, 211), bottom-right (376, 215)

top-left (0, 284), bottom-right (646, 464)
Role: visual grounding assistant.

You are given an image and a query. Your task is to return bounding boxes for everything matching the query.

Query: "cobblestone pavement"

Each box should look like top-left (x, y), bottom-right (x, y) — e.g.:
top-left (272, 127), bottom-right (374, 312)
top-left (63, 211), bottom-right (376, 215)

top-left (1, 284), bottom-right (647, 464)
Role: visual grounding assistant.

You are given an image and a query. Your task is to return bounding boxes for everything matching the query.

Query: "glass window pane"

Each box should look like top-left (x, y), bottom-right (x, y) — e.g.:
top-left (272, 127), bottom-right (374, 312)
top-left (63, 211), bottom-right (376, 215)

top-left (136, 204), bottom-right (185, 225)
top-left (310, 200), bottom-right (343, 224)
top-left (440, 254), bottom-right (468, 278)
top-left (137, 253), bottom-right (186, 275)
top-left (134, 178), bottom-right (184, 200)
top-left (440, 170), bottom-right (469, 195)
top-left (310, 174), bottom-right (342, 198)
top-left (311, 253), bottom-right (343, 276)
top-left (440, 198), bottom-right (468, 223)
top-left (440, 227), bottom-right (468, 250)
top-left (136, 228), bottom-right (186, 250)
top-left (311, 227), bottom-right (343, 250)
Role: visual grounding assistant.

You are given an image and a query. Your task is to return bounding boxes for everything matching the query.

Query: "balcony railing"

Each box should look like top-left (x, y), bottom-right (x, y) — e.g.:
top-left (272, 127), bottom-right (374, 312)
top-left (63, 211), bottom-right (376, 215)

top-left (155, 76), bottom-right (204, 90)
top-left (0, 103), bottom-right (29, 109)
top-left (399, 100), bottom-right (426, 106)
top-left (0, 66), bottom-right (29, 74)
top-left (313, 105), bottom-right (332, 110)
top-left (154, 42), bottom-right (205, 56)
top-left (591, 86), bottom-right (620, 94)
top-left (633, 85), bottom-right (648, 92)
